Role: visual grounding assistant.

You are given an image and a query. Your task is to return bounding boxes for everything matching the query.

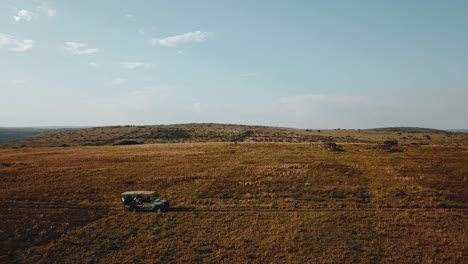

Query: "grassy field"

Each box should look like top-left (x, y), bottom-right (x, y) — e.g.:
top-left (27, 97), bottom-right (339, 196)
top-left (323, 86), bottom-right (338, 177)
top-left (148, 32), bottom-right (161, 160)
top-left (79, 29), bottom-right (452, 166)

top-left (0, 128), bottom-right (467, 263)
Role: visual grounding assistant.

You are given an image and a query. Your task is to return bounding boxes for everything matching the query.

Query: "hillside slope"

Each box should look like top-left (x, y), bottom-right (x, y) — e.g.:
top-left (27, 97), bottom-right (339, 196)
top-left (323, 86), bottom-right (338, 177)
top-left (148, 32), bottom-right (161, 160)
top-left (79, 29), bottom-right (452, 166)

top-left (2, 123), bottom-right (464, 148)
top-left (371, 127), bottom-right (450, 133)
top-left (0, 127), bottom-right (76, 143)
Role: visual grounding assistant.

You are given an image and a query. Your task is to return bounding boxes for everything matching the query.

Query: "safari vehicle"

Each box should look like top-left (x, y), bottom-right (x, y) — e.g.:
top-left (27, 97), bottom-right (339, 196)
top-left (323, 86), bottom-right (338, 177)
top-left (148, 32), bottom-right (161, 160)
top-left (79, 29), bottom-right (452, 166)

top-left (121, 191), bottom-right (169, 212)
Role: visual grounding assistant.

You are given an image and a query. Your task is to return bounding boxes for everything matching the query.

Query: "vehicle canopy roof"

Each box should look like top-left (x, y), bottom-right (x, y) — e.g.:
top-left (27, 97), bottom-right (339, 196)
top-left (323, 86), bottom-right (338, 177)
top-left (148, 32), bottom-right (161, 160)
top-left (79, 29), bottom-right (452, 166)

top-left (121, 191), bottom-right (156, 196)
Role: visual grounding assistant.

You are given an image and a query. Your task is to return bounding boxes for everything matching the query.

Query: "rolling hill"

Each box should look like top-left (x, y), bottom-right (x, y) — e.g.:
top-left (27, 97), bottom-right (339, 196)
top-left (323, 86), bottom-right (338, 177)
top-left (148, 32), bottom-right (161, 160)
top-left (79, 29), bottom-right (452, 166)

top-left (0, 127), bottom-right (78, 143)
top-left (371, 127), bottom-right (451, 134)
top-left (1, 123), bottom-right (465, 148)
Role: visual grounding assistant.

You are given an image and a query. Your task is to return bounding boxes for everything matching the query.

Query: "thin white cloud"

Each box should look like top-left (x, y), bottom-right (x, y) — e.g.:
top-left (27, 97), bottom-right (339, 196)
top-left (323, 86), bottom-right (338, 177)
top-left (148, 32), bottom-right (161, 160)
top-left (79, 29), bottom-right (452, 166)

top-left (125, 14), bottom-right (136, 21)
top-left (113, 78), bottom-right (128, 85)
top-left (13, 10), bottom-right (33, 22)
top-left (121, 62), bottom-right (152, 70)
top-left (37, 3), bottom-right (56, 17)
top-left (279, 94), bottom-right (375, 107)
top-left (47, 9), bottom-right (56, 17)
top-left (193, 102), bottom-right (207, 113)
top-left (12, 3), bottom-right (55, 22)
top-left (74, 89), bottom-right (172, 125)
top-left (151, 31), bottom-right (214, 47)
top-left (64, 42), bottom-right (99, 55)
top-left (240, 73), bottom-right (258, 78)
top-left (0, 33), bottom-right (35, 52)
top-left (273, 93), bottom-right (380, 128)
top-left (138, 28), bottom-right (145, 35)
top-left (88, 62), bottom-right (100, 69)
top-left (11, 80), bottom-right (26, 85)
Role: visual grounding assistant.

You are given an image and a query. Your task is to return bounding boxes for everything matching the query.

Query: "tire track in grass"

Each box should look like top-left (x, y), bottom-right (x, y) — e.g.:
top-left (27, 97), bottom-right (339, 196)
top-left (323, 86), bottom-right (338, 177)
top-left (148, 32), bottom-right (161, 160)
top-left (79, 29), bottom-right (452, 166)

top-left (5, 202), bottom-right (467, 212)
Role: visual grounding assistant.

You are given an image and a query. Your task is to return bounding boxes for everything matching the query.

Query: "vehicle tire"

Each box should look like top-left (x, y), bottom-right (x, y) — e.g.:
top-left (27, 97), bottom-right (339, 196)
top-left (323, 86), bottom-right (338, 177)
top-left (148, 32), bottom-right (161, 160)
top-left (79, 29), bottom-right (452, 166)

top-left (130, 206), bottom-right (137, 212)
top-left (153, 206), bottom-right (162, 213)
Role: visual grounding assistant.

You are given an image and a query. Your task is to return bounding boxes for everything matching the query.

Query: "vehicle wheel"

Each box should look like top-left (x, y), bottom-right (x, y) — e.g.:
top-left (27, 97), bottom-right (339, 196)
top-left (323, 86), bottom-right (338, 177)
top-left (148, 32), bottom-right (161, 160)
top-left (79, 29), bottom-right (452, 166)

top-left (154, 206), bottom-right (162, 213)
top-left (130, 206), bottom-right (137, 212)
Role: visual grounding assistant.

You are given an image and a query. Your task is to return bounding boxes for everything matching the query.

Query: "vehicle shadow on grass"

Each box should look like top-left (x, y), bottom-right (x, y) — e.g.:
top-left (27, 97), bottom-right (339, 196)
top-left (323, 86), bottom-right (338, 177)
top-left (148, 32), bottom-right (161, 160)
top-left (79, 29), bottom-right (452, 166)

top-left (124, 207), bottom-right (194, 213)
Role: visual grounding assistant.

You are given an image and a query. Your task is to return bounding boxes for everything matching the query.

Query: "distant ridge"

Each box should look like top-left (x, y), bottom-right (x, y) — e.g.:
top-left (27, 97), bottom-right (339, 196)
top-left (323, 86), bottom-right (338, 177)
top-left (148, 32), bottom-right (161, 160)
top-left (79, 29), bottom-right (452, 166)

top-left (0, 127), bottom-right (80, 143)
top-left (0, 124), bottom-right (329, 148)
top-left (447, 129), bottom-right (468, 133)
top-left (369, 127), bottom-right (449, 134)
top-left (2, 123), bottom-right (465, 148)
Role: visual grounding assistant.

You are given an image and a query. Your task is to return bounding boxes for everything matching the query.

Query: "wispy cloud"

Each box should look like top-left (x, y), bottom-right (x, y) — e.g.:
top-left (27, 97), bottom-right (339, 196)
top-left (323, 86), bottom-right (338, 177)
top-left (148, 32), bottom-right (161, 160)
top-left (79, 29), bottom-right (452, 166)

top-left (151, 31), bottom-right (214, 47)
top-left (138, 28), bottom-right (145, 35)
top-left (13, 10), bottom-right (33, 22)
top-left (273, 93), bottom-right (380, 128)
top-left (76, 89), bottom-right (172, 125)
top-left (11, 80), bottom-right (26, 85)
top-left (279, 94), bottom-right (376, 107)
top-left (240, 73), bottom-right (259, 78)
top-left (88, 62), bottom-right (100, 69)
top-left (37, 2), bottom-right (56, 17)
top-left (125, 14), bottom-right (136, 21)
top-left (113, 78), bottom-right (128, 85)
top-left (0, 33), bottom-right (35, 52)
top-left (193, 102), bottom-right (207, 113)
top-left (121, 62), bottom-right (152, 70)
top-left (13, 3), bottom-right (56, 22)
top-left (64, 42), bottom-right (99, 55)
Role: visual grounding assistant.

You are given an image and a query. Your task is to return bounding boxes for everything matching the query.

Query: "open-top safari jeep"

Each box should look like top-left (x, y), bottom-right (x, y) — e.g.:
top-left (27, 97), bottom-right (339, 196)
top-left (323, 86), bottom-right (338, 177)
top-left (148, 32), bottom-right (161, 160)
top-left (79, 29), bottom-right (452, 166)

top-left (121, 191), bottom-right (169, 212)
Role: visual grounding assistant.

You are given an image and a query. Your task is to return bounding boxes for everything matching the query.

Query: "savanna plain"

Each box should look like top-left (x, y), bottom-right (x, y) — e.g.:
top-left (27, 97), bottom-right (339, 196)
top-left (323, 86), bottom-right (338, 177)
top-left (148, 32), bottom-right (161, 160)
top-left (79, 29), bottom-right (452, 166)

top-left (0, 125), bottom-right (467, 263)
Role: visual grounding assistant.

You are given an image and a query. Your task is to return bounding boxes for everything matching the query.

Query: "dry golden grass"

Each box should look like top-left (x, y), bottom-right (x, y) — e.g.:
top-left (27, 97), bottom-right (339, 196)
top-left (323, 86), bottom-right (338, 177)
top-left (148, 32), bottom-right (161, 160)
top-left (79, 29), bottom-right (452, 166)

top-left (0, 138), bottom-right (467, 263)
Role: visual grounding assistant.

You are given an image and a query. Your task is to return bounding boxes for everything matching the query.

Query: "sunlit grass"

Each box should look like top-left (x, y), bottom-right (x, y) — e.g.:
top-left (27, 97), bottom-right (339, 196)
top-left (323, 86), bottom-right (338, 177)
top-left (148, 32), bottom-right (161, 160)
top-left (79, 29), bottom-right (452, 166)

top-left (0, 141), bottom-right (467, 263)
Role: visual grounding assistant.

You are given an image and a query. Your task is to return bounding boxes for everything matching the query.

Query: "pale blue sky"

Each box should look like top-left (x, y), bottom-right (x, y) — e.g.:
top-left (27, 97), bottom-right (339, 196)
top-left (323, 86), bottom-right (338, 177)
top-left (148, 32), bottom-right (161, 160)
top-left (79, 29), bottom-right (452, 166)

top-left (1, 0), bottom-right (467, 128)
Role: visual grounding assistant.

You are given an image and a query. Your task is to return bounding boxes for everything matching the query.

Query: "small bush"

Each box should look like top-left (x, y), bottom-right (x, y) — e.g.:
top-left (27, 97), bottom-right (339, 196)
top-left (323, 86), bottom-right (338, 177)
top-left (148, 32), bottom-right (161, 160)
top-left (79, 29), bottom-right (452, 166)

top-left (387, 147), bottom-right (404, 153)
top-left (323, 141), bottom-right (345, 152)
top-left (113, 140), bottom-right (144, 145)
top-left (383, 140), bottom-right (398, 146)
